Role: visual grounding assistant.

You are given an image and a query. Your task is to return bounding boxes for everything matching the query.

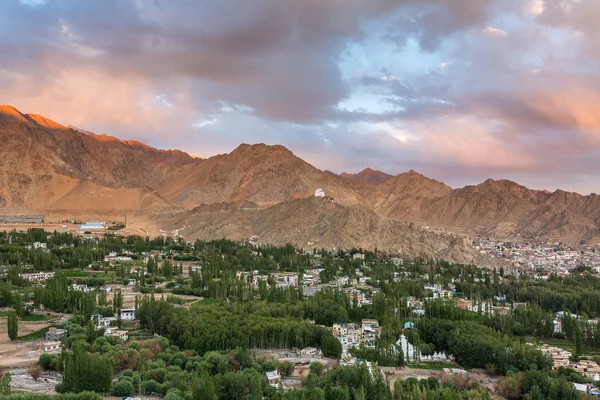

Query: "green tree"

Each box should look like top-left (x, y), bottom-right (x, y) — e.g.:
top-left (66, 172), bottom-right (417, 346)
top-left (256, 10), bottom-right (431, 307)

top-left (7, 310), bottom-right (18, 341)
top-left (112, 380), bottom-right (134, 397)
top-left (0, 372), bottom-right (11, 395)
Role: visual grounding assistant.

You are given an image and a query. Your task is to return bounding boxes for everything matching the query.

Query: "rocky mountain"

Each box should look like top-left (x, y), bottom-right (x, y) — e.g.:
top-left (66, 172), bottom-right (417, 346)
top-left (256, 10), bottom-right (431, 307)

top-left (159, 143), bottom-right (366, 208)
top-left (155, 196), bottom-right (494, 266)
top-left (341, 167), bottom-right (392, 185)
top-left (368, 176), bottom-right (600, 243)
top-left (1, 105), bottom-right (599, 250)
top-left (0, 105), bottom-right (187, 211)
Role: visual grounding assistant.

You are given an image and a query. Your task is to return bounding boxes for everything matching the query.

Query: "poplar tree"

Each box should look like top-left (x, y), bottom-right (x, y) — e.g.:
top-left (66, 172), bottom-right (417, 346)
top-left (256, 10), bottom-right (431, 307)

top-left (7, 310), bottom-right (18, 341)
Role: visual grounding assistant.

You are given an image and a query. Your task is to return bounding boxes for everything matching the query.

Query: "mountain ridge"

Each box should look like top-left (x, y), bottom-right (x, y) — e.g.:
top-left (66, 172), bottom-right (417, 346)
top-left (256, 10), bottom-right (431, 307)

top-left (1, 105), bottom-right (599, 248)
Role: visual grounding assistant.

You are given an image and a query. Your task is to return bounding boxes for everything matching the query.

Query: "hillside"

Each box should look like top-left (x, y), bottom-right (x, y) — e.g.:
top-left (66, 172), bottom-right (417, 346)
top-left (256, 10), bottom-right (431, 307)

top-left (155, 196), bottom-right (497, 266)
top-left (341, 167), bottom-right (392, 185)
top-left (0, 105), bottom-right (191, 211)
top-left (369, 177), bottom-right (600, 243)
top-left (1, 105), bottom-right (599, 247)
top-left (159, 143), bottom-right (367, 207)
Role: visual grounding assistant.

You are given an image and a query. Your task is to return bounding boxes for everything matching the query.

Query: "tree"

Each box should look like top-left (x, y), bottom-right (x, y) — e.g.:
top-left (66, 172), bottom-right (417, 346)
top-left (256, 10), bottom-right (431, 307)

top-left (7, 310), bottom-right (18, 341)
top-left (28, 365), bottom-right (43, 381)
top-left (112, 380), bottom-right (134, 397)
top-left (309, 362), bottom-right (324, 376)
top-left (575, 320), bottom-right (584, 357)
top-left (193, 373), bottom-right (217, 400)
top-left (277, 361), bottom-right (294, 377)
top-left (61, 341), bottom-right (113, 393)
top-left (39, 353), bottom-right (55, 370)
top-left (0, 372), bottom-right (11, 396)
top-left (87, 320), bottom-right (97, 344)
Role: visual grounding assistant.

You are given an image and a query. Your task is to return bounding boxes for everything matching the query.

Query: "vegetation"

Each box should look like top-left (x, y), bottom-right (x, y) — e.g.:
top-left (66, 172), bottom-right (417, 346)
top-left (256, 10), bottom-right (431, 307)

top-left (7, 310), bottom-right (18, 340)
top-left (2, 231), bottom-right (600, 399)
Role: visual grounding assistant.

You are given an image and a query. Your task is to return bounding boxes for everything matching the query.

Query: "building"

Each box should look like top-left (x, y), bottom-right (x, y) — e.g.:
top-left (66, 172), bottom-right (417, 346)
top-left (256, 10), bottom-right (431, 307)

top-left (120, 308), bottom-right (136, 320)
top-left (361, 319), bottom-right (381, 343)
top-left (272, 272), bottom-right (299, 288)
top-left (45, 328), bottom-right (66, 342)
top-left (314, 188), bottom-right (326, 197)
top-left (540, 344), bottom-right (572, 370)
top-left (97, 316), bottom-right (117, 329)
top-left (299, 347), bottom-right (320, 356)
top-left (105, 328), bottom-right (129, 341)
top-left (266, 370), bottom-right (281, 387)
top-left (455, 298), bottom-right (473, 310)
top-left (19, 272), bottom-right (55, 282)
top-left (42, 341), bottom-right (62, 353)
top-left (80, 222), bottom-right (104, 230)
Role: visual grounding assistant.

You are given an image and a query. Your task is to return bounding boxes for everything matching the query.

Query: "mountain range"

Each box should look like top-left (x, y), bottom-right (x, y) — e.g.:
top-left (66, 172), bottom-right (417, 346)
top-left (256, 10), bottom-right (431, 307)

top-left (1, 104), bottom-right (599, 263)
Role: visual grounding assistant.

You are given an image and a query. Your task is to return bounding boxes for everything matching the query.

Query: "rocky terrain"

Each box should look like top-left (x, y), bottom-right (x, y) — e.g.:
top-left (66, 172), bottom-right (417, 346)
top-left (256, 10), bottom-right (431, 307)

top-left (156, 196), bottom-right (494, 265)
top-left (1, 104), bottom-right (599, 260)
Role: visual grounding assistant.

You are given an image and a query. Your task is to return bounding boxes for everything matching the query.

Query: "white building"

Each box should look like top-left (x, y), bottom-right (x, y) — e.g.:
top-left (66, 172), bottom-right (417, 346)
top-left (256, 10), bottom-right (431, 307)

top-left (120, 308), bottom-right (136, 320)
top-left (314, 188), bottom-right (326, 197)
top-left (20, 272), bottom-right (55, 282)
top-left (42, 341), bottom-right (62, 353)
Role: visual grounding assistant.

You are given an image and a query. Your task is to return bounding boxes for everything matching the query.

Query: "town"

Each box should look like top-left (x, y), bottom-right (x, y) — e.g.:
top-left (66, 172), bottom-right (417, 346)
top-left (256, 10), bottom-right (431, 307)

top-left (0, 228), bottom-right (599, 399)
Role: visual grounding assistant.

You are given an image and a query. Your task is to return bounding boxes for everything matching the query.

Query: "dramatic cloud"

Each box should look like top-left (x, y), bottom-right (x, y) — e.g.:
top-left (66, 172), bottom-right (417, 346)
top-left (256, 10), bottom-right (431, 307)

top-left (1, 0), bottom-right (599, 193)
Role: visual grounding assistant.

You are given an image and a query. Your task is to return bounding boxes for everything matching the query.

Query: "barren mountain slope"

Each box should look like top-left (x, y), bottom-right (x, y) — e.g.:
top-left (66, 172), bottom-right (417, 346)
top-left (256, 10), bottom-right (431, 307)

top-left (159, 143), bottom-right (367, 207)
top-left (341, 167), bottom-right (392, 185)
top-left (46, 181), bottom-right (173, 212)
top-left (2, 104), bottom-right (599, 244)
top-left (372, 177), bottom-right (600, 243)
top-left (0, 106), bottom-right (79, 209)
top-left (0, 105), bottom-right (190, 211)
top-left (52, 130), bottom-right (197, 190)
top-left (156, 196), bottom-right (497, 265)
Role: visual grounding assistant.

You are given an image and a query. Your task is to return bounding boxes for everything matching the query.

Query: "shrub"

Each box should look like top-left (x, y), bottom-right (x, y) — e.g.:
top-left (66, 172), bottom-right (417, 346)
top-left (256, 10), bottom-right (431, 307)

top-left (164, 388), bottom-right (185, 400)
top-left (112, 380), bottom-right (134, 397)
top-left (38, 354), bottom-right (55, 370)
top-left (141, 379), bottom-right (161, 395)
top-left (309, 362), bottom-right (324, 376)
top-left (29, 365), bottom-right (43, 381)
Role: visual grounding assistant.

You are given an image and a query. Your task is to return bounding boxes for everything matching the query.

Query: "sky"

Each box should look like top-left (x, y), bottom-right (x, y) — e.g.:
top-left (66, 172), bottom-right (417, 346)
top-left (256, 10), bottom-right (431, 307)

top-left (1, 0), bottom-right (600, 194)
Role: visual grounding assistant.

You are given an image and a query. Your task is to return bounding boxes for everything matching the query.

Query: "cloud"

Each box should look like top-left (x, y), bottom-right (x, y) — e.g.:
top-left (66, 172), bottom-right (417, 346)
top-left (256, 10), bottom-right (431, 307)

top-left (1, 0), bottom-right (600, 193)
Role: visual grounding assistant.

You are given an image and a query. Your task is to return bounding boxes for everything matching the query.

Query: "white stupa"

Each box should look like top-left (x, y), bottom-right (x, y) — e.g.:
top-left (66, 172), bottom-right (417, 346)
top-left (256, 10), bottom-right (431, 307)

top-left (314, 188), bottom-right (326, 197)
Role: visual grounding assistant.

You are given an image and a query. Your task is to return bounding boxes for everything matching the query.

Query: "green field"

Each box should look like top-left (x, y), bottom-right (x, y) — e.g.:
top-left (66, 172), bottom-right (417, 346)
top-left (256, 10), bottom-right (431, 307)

top-left (56, 270), bottom-right (94, 277)
top-left (530, 337), bottom-right (600, 357)
top-left (21, 314), bottom-right (55, 322)
top-left (16, 326), bottom-right (52, 341)
top-left (410, 362), bottom-right (457, 370)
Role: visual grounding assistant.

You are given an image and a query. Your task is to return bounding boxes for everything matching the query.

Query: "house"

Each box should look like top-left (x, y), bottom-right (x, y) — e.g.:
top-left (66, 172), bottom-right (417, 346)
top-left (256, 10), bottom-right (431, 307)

top-left (97, 316), bottom-right (117, 329)
top-left (455, 298), bottom-right (473, 310)
top-left (72, 283), bottom-right (91, 292)
top-left (120, 308), bottom-right (136, 320)
top-left (19, 272), bottom-right (55, 282)
top-left (272, 272), bottom-right (299, 288)
top-left (574, 360), bottom-right (600, 378)
top-left (45, 327), bottom-right (66, 342)
top-left (266, 370), bottom-right (281, 387)
top-left (42, 341), bottom-right (62, 353)
top-left (80, 222), bottom-right (104, 230)
top-left (105, 328), bottom-right (129, 341)
top-left (128, 279), bottom-right (137, 286)
top-left (299, 347), bottom-right (320, 356)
